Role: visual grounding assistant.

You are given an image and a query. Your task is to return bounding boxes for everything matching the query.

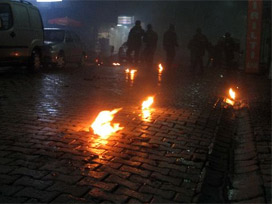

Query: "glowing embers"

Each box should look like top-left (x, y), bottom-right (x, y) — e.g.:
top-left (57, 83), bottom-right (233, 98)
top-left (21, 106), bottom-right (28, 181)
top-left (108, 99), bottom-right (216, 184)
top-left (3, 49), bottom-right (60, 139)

top-left (90, 108), bottom-right (123, 139)
top-left (141, 96), bottom-right (154, 121)
top-left (224, 88), bottom-right (236, 106)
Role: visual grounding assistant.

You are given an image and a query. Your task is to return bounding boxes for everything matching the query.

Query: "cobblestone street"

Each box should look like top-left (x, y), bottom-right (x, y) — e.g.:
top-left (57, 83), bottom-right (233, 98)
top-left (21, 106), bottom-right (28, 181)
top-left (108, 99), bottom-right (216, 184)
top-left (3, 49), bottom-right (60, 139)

top-left (0, 64), bottom-right (270, 203)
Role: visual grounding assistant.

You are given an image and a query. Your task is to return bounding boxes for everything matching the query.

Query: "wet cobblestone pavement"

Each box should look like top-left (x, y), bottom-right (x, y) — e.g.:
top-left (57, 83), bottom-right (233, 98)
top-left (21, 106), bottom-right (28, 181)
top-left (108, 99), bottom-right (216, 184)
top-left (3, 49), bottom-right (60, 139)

top-left (0, 65), bottom-right (270, 203)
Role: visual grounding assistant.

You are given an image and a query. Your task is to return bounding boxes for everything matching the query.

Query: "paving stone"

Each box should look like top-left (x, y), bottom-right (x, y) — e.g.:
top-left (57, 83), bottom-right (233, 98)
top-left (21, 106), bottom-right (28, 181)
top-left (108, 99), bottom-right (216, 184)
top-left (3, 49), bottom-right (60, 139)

top-left (52, 193), bottom-right (94, 203)
top-left (161, 184), bottom-right (195, 196)
top-left (98, 166), bottom-right (130, 179)
top-left (0, 195), bottom-right (28, 203)
top-left (14, 176), bottom-right (53, 190)
top-left (10, 167), bottom-right (48, 179)
top-left (14, 187), bottom-right (60, 202)
top-left (120, 165), bottom-right (151, 178)
top-left (129, 174), bottom-right (162, 188)
top-left (141, 163), bottom-right (170, 175)
top-left (86, 187), bottom-right (128, 203)
top-left (42, 172), bottom-right (83, 184)
top-left (47, 181), bottom-right (90, 197)
top-left (140, 185), bottom-right (175, 200)
top-left (78, 177), bottom-right (117, 191)
top-left (0, 185), bottom-right (23, 196)
top-left (105, 175), bottom-right (140, 191)
top-left (0, 165), bottom-right (15, 174)
top-left (115, 186), bottom-right (152, 203)
top-left (174, 192), bottom-right (193, 203)
top-left (0, 174), bottom-right (20, 185)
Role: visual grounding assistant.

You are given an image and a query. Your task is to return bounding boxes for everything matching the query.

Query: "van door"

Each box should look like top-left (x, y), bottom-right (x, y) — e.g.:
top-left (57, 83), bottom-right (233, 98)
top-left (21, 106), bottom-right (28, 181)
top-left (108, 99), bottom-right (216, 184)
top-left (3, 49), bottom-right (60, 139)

top-left (28, 7), bottom-right (43, 50)
top-left (0, 3), bottom-right (16, 60)
top-left (10, 3), bottom-right (31, 59)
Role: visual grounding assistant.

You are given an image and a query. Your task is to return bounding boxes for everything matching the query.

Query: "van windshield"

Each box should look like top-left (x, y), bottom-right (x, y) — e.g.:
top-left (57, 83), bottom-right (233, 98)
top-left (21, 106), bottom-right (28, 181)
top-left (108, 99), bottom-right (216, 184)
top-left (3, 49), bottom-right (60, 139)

top-left (44, 30), bottom-right (65, 42)
top-left (0, 4), bottom-right (12, 30)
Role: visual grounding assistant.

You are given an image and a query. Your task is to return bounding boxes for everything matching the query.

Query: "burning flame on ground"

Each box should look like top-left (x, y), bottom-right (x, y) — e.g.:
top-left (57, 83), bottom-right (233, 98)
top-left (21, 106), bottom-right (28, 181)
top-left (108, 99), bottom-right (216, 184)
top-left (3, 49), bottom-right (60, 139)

top-left (224, 88), bottom-right (237, 106)
top-left (141, 96), bottom-right (154, 121)
top-left (113, 62), bottom-right (120, 66)
top-left (90, 108), bottom-right (123, 139)
top-left (229, 88), bottom-right (236, 100)
top-left (158, 63), bottom-right (164, 73)
top-left (142, 97), bottom-right (154, 110)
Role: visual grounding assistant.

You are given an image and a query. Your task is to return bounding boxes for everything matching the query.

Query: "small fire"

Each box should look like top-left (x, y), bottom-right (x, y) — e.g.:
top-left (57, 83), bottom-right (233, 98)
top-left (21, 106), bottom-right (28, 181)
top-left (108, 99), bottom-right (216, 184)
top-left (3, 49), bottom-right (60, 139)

top-left (91, 108), bottom-right (123, 139)
top-left (141, 96), bottom-right (154, 121)
top-left (158, 63), bottom-right (163, 73)
top-left (225, 98), bottom-right (234, 106)
top-left (224, 88), bottom-right (237, 106)
top-left (142, 96), bottom-right (154, 110)
top-left (229, 88), bottom-right (236, 100)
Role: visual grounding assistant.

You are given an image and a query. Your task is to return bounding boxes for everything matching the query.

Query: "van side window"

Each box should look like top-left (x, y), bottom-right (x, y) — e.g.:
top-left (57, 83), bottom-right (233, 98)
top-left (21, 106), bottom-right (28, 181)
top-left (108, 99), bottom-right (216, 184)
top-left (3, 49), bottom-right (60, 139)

top-left (71, 32), bottom-right (81, 43)
top-left (0, 4), bottom-right (13, 30)
top-left (66, 32), bottom-right (73, 42)
top-left (29, 8), bottom-right (42, 29)
top-left (13, 4), bottom-right (30, 28)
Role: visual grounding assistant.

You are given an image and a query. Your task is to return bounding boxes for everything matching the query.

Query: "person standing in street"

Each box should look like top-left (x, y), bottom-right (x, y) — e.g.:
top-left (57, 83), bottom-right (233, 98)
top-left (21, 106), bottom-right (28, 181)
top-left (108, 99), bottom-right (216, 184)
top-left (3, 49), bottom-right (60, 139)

top-left (187, 28), bottom-right (208, 74)
top-left (143, 24), bottom-right (158, 69)
top-left (126, 20), bottom-right (145, 65)
top-left (223, 32), bottom-right (235, 70)
top-left (163, 24), bottom-right (179, 69)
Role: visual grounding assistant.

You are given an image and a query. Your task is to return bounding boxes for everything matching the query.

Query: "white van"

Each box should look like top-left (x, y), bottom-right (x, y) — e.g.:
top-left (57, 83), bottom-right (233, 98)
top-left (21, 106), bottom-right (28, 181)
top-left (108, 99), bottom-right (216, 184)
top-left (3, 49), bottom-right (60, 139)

top-left (0, 0), bottom-right (44, 71)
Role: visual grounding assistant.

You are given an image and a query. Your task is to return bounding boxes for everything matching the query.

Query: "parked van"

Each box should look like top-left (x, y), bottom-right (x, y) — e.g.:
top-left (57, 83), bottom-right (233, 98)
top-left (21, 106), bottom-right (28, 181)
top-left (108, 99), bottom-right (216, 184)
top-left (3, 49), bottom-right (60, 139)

top-left (0, 0), bottom-right (44, 71)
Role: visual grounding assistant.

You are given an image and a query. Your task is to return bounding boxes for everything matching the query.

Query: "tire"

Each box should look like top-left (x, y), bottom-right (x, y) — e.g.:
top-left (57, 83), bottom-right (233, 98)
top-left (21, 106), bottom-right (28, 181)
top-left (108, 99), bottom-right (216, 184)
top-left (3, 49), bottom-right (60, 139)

top-left (29, 49), bottom-right (41, 72)
top-left (56, 52), bottom-right (66, 69)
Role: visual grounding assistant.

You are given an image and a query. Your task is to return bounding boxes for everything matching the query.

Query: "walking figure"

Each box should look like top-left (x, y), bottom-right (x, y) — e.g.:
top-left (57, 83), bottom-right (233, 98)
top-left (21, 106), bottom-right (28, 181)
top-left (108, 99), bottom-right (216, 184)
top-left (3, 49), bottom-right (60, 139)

top-left (223, 32), bottom-right (235, 69)
top-left (126, 20), bottom-right (145, 65)
top-left (143, 24), bottom-right (158, 68)
top-left (163, 24), bottom-right (178, 69)
top-left (188, 28), bottom-right (208, 74)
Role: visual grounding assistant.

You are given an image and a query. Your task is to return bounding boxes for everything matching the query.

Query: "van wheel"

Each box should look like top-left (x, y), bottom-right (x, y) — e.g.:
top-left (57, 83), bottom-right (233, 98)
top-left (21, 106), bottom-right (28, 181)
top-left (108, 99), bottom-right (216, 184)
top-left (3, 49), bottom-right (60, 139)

top-left (29, 49), bottom-right (41, 72)
top-left (56, 52), bottom-right (66, 68)
top-left (78, 54), bottom-right (86, 67)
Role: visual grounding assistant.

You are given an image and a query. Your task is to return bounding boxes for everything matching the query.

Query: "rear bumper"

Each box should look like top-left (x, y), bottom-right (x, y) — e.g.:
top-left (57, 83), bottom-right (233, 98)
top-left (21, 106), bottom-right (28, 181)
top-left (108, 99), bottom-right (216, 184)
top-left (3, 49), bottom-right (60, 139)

top-left (0, 56), bottom-right (29, 66)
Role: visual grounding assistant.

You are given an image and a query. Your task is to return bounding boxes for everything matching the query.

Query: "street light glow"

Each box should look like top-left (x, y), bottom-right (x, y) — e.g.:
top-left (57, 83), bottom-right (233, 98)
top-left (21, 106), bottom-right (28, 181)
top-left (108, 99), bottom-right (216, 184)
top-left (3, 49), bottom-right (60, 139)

top-left (36, 0), bottom-right (62, 2)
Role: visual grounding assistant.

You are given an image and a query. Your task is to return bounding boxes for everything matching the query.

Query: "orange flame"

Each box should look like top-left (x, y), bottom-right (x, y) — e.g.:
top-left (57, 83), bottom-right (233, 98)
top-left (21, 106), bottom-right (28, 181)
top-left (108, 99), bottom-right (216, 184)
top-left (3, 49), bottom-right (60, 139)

top-left (141, 97), bottom-right (154, 121)
top-left (91, 108), bottom-right (123, 139)
top-left (229, 88), bottom-right (236, 100)
top-left (225, 98), bottom-right (234, 106)
top-left (158, 63), bottom-right (163, 73)
top-left (142, 96), bottom-right (154, 110)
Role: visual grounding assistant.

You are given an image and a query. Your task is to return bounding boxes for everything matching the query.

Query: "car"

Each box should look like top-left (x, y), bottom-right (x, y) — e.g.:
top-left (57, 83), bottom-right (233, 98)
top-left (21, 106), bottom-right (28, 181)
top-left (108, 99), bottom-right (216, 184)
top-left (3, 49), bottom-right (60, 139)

top-left (43, 28), bottom-right (87, 68)
top-left (0, 0), bottom-right (44, 71)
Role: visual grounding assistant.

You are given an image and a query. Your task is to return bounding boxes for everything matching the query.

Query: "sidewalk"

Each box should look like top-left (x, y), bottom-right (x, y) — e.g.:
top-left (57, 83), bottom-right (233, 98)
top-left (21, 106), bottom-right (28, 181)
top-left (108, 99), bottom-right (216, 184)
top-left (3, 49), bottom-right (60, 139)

top-left (0, 65), bottom-right (270, 203)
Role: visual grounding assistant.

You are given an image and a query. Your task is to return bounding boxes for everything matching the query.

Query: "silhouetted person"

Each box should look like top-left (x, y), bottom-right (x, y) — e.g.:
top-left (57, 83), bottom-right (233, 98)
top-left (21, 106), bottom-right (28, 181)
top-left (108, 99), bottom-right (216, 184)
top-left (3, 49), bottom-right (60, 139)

top-left (223, 32), bottom-right (235, 69)
top-left (143, 24), bottom-right (158, 68)
top-left (188, 28), bottom-right (208, 74)
top-left (163, 24), bottom-right (178, 69)
top-left (213, 38), bottom-right (224, 68)
top-left (126, 20), bottom-right (145, 65)
top-left (206, 41), bottom-right (214, 68)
